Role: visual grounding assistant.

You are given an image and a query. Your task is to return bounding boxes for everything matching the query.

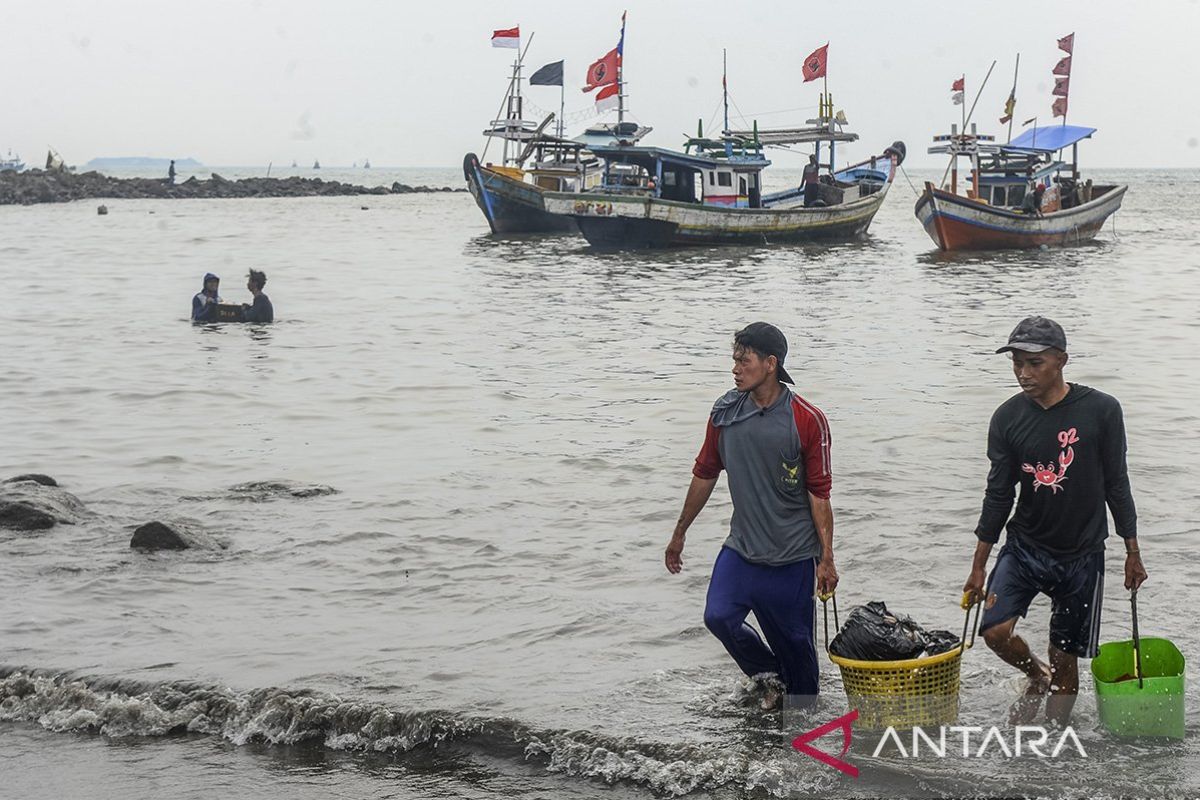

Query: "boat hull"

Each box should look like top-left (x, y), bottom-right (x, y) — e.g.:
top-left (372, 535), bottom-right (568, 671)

top-left (914, 184), bottom-right (1127, 251)
top-left (462, 153), bottom-right (574, 234)
top-left (544, 174), bottom-right (892, 249)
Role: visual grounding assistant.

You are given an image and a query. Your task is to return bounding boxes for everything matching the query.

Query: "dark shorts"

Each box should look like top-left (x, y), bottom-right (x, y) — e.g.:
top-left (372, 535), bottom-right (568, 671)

top-left (980, 536), bottom-right (1105, 658)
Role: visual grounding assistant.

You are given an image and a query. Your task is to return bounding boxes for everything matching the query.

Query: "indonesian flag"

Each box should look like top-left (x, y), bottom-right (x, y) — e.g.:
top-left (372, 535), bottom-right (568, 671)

top-left (1057, 32), bottom-right (1074, 54)
top-left (595, 83), bottom-right (620, 112)
top-left (802, 44), bottom-right (828, 82)
top-left (1053, 76), bottom-right (1070, 97)
top-left (491, 27), bottom-right (520, 49)
top-left (999, 90), bottom-right (1016, 124)
top-left (583, 47), bottom-right (619, 92)
top-left (1053, 56), bottom-right (1072, 76)
top-left (1052, 96), bottom-right (1068, 118)
top-left (951, 76), bottom-right (964, 92)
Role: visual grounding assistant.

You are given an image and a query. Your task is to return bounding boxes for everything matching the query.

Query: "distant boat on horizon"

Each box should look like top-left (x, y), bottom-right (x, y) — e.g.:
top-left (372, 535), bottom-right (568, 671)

top-left (313, 160), bottom-right (320, 170)
top-left (363, 159), bottom-right (371, 169)
top-left (291, 160), bottom-right (297, 168)
top-left (0, 149), bottom-right (25, 172)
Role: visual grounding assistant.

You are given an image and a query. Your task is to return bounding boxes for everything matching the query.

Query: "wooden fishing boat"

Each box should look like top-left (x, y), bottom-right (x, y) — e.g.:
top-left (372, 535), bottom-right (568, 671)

top-left (915, 123), bottom-right (1125, 250)
top-left (464, 28), bottom-right (649, 234)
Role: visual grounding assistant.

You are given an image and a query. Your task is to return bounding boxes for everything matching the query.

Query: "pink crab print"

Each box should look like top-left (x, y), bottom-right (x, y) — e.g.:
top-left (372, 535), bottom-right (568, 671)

top-left (1022, 428), bottom-right (1079, 494)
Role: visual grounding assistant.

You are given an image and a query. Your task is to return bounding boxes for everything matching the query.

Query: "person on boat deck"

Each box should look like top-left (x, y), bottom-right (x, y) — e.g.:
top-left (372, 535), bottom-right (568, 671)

top-left (802, 156), bottom-right (820, 207)
top-left (1022, 182), bottom-right (1046, 216)
top-left (191, 273), bottom-right (222, 321)
top-left (241, 269), bottom-right (274, 323)
top-left (963, 316), bottom-right (1147, 727)
top-left (665, 323), bottom-right (837, 711)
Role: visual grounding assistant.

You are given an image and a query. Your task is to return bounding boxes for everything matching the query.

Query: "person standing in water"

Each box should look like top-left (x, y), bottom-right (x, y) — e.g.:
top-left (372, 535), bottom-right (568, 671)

top-left (964, 316), bottom-right (1147, 725)
top-left (191, 273), bottom-right (222, 321)
top-left (665, 322), bottom-right (837, 710)
top-left (168, 160), bottom-right (177, 185)
top-left (241, 269), bottom-right (274, 323)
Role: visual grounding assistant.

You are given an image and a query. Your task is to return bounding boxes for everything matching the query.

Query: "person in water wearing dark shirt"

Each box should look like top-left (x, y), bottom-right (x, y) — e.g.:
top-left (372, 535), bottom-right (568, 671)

top-left (191, 273), bottom-right (222, 321)
top-left (241, 269), bottom-right (274, 323)
top-left (963, 316), bottom-right (1147, 725)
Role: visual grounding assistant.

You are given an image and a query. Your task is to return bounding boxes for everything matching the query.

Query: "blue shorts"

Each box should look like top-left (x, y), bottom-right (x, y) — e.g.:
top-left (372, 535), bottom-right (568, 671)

top-left (980, 536), bottom-right (1105, 658)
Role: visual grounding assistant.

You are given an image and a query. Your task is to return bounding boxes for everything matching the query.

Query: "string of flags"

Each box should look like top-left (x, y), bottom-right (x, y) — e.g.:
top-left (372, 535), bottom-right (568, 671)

top-left (1052, 32), bottom-right (1073, 118)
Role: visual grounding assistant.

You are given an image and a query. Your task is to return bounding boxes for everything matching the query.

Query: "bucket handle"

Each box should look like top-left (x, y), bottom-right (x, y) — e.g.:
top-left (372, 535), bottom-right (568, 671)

top-left (819, 590), bottom-right (981, 655)
top-left (1131, 589), bottom-right (1144, 689)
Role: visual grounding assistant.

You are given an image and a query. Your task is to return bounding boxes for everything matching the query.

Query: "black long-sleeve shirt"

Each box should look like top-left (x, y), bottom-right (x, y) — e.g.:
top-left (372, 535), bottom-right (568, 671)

top-left (976, 383), bottom-right (1136, 558)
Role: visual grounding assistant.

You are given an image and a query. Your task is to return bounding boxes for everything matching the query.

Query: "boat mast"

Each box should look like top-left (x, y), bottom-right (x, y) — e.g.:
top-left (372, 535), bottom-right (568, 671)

top-left (1006, 53), bottom-right (1020, 144)
top-left (722, 49), bottom-right (732, 157)
top-left (616, 14), bottom-right (627, 126)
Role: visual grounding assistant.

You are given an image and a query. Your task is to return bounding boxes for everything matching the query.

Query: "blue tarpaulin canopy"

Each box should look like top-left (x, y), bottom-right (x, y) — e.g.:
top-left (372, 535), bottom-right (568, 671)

top-left (1004, 125), bottom-right (1097, 153)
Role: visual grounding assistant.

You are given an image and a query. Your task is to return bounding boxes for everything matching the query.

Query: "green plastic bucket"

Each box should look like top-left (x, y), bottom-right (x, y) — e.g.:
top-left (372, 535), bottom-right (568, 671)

top-left (1091, 636), bottom-right (1185, 739)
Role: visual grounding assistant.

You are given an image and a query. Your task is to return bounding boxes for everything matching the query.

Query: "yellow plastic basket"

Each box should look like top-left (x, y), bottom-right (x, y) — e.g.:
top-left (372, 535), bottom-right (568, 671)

top-left (822, 594), bottom-right (981, 730)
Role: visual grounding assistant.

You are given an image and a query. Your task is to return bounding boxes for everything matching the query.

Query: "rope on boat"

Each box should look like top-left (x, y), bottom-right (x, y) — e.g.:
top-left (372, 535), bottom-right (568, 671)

top-left (899, 164), bottom-right (921, 198)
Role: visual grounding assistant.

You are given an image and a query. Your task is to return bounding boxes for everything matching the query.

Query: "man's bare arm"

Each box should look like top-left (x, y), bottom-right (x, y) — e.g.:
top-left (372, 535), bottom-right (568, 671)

top-left (665, 476), bottom-right (718, 573)
top-left (809, 494), bottom-right (838, 595)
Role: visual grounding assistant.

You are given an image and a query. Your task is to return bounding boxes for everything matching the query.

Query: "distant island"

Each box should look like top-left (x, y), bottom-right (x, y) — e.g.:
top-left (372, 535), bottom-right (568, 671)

top-left (85, 157), bottom-right (204, 169)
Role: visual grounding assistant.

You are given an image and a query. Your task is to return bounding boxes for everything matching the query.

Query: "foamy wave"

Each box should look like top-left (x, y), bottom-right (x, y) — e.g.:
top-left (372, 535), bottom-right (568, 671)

top-left (0, 667), bottom-right (805, 797)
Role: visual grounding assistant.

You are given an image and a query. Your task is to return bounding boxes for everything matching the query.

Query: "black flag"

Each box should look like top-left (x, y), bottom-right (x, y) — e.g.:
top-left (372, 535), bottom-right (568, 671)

top-left (529, 60), bottom-right (564, 86)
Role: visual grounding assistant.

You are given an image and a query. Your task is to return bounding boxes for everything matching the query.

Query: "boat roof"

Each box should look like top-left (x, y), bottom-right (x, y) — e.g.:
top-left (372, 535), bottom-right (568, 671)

top-left (574, 121), bottom-right (653, 148)
top-left (1004, 125), bottom-right (1097, 153)
top-left (587, 144), bottom-right (769, 171)
top-left (725, 125), bottom-right (858, 146)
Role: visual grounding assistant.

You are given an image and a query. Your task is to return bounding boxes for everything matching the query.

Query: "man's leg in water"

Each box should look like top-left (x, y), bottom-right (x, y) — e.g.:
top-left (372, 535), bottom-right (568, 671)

top-left (980, 542), bottom-right (1052, 723)
top-left (1045, 646), bottom-right (1079, 725)
top-left (703, 547), bottom-right (780, 679)
top-left (750, 557), bottom-right (818, 703)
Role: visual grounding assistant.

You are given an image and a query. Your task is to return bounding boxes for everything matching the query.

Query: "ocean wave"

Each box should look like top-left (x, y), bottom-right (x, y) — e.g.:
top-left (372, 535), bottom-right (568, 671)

top-left (0, 666), bottom-right (794, 797)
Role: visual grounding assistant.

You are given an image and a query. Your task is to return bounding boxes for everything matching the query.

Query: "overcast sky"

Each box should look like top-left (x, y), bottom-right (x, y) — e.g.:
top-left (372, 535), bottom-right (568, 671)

top-left (5, 0), bottom-right (1198, 169)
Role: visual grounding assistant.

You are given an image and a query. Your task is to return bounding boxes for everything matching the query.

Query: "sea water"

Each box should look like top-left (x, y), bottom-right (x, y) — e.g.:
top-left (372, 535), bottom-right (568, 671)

top-left (1, 168), bottom-right (1197, 798)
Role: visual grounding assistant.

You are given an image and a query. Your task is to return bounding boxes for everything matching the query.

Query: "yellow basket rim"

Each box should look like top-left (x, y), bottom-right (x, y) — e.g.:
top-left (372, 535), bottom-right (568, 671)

top-left (829, 644), bottom-right (967, 672)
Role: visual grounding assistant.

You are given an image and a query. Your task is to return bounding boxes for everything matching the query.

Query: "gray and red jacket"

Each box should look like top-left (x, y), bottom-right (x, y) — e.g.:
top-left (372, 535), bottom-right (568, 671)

top-left (693, 386), bottom-right (832, 566)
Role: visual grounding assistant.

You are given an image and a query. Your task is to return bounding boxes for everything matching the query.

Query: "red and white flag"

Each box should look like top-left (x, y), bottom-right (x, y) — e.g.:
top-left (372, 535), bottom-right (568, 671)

top-left (1052, 96), bottom-right (1068, 118)
top-left (583, 47), bottom-right (619, 92)
top-left (802, 44), bottom-right (828, 82)
top-left (595, 83), bottom-right (620, 112)
top-left (1053, 56), bottom-right (1072, 76)
top-left (491, 27), bottom-right (520, 49)
top-left (1053, 76), bottom-right (1070, 97)
top-left (1057, 33), bottom-right (1074, 54)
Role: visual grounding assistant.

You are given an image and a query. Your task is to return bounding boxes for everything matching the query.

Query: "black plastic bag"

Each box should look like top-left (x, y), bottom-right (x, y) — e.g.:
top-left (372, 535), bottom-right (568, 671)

top-left (829, 601), bottom-right (960, 661)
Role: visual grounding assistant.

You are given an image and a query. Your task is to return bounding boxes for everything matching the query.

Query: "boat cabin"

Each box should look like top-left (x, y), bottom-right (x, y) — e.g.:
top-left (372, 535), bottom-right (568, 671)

top-left (930, 123), bottom-right (1110, 212)
top-left (583, 144), bottom-right (770, 207)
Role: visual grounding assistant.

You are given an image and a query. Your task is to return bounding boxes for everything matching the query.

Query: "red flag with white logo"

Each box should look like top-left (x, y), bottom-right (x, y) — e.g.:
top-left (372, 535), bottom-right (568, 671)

top-left (1053, 76), bottom-right (1070, 97)
top-left (583, 48), bottom-right (619, 92)
top-left (1053, 56), bottom-right (1072, 76)
top-left (1058, 33), bottom-right (1074, 54)
top-left (802, 44), bottom-right (828, 82)
top-left (1052, 96), bottom-right (1068, 118)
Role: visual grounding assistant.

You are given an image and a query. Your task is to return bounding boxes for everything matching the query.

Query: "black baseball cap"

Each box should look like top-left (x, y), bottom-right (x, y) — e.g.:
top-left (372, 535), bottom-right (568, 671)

top-left (734, 322), bottom-right (795, 384)
top-left (996, 316), bottom-right (1067, 354)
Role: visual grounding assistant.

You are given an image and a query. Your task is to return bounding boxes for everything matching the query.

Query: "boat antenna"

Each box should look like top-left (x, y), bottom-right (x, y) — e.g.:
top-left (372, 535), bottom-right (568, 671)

top-left (481, 31), bottom-right (536, 164)
top-left (1006, 53), bottom-right (1020, 144)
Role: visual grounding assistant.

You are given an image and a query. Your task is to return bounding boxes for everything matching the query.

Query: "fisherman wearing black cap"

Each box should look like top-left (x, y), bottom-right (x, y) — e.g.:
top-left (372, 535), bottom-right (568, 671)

top-left (665, 322), bottom-right (837, 710)
top-left (964, 316), bottom-right (1147, 725)
top-left (191, 273), bottom-right (222, 321)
